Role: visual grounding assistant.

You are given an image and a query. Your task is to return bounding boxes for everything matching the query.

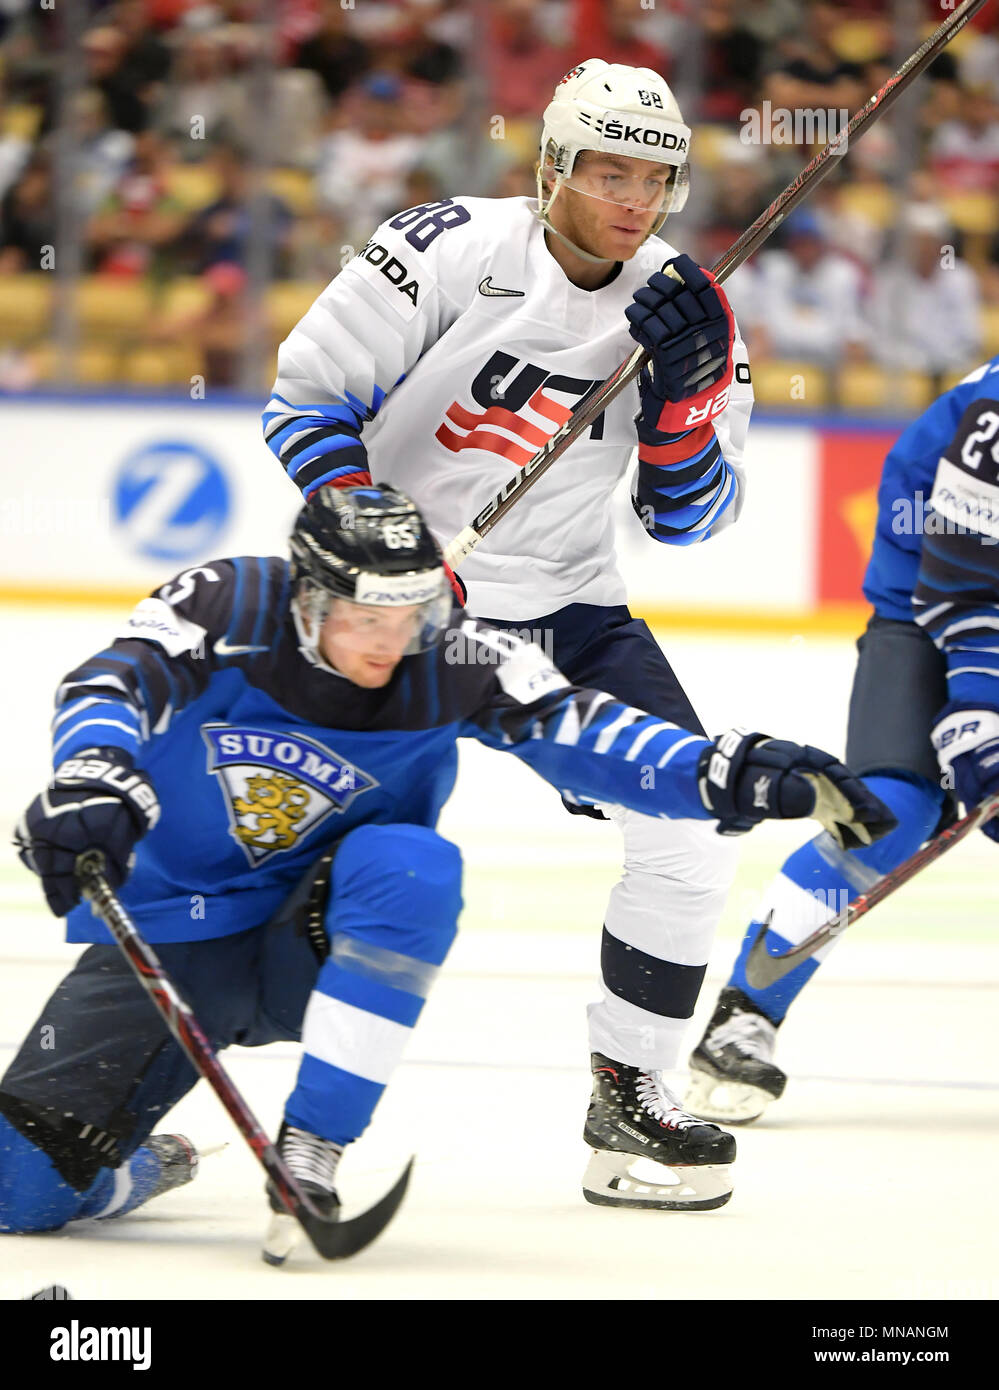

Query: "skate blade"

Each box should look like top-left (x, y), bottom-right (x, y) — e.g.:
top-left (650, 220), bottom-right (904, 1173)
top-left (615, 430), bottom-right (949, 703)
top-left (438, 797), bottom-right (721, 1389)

top-left (685, 1070), bottom-right (774, 1125)
top-left (262, 1210), bottom-right (301, 1267)
top-left (582, 1149), bottom-right (733, 1211)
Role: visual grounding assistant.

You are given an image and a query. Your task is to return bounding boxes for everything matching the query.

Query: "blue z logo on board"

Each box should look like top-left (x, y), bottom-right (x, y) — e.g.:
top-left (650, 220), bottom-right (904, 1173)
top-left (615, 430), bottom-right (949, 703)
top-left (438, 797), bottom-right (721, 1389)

top-left (112, 440), bottom-right (231, 562)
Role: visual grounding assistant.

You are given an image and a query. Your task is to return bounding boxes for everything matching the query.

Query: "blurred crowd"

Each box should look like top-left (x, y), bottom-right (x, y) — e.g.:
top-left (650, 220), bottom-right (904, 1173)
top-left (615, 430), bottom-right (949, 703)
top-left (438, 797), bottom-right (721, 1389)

top-left (1, 0), bottom-right (999, 406)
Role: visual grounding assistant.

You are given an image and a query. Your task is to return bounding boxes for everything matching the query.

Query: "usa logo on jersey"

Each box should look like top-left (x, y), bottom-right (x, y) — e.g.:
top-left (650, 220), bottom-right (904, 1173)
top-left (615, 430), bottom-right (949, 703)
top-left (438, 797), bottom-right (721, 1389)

top-left (202, 725), bottom-right (378, 866)
top-left (436, 350), bottom-right (604, 466)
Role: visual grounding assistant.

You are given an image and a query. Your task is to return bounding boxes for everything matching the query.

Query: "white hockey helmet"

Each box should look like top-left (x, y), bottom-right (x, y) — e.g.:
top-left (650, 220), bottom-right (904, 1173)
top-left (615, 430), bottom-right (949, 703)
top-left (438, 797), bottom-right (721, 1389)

top-left (538, 58), bottom-right (691, 254)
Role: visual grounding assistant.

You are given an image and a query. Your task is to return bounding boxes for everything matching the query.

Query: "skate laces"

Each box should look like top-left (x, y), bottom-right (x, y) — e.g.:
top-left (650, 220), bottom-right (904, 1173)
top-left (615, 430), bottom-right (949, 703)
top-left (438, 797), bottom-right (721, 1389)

top-left (636, 1072), bottom-right (701, 1130)
top-left (282, 1125), bottom-right (342, 1192)
top-left (709, 1009), bottom-right (776, 1061)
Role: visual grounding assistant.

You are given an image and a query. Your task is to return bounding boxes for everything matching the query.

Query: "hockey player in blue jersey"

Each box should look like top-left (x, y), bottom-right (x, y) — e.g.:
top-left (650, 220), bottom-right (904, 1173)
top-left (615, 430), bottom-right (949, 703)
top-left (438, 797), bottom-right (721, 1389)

top-left (1, 487), bottom-right (893, 1256)
top-left (688, 357), bottom-right (999, 1123)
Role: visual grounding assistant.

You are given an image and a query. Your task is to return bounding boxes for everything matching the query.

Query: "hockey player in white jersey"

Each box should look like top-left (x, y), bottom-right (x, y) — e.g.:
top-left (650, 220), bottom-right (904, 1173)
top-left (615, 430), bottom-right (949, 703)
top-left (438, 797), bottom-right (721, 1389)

top-left (263, 59), bottom-right (757, 1209)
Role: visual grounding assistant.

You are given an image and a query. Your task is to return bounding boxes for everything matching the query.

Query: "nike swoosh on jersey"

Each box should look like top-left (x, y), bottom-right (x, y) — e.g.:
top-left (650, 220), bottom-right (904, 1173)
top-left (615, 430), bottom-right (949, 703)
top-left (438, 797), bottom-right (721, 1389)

top-left (478, 277), bottom-right (525, 298)
top-left (214, 637), bottom-right (270, 656)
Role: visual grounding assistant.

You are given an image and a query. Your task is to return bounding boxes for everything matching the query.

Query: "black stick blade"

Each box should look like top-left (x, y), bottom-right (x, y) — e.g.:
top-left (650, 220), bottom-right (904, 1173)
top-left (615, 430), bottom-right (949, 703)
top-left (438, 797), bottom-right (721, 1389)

top-left (303, 1158), bottom-right (414, 1261)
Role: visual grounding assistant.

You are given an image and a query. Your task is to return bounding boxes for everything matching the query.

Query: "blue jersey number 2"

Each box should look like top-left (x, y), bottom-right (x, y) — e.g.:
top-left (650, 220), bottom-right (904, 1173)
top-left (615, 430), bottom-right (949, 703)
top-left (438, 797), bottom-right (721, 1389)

top-left (389, 199), bottom-right (471, 252)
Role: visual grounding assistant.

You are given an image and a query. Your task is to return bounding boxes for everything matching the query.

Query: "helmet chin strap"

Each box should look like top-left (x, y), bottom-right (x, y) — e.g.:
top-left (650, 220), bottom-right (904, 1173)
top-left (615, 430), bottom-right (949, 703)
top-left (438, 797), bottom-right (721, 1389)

top-left (535, 168), bottom-right (671, 266)
top-left (291, 591), bottom-right (344, 677)
top-left (535, 171), bottom-right (616, 265)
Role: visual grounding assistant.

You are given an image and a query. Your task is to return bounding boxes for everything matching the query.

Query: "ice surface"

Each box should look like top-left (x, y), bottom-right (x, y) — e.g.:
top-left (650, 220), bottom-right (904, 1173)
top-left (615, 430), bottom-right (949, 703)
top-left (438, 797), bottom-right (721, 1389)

top-left (1, 606), bottom-right (995, 1300)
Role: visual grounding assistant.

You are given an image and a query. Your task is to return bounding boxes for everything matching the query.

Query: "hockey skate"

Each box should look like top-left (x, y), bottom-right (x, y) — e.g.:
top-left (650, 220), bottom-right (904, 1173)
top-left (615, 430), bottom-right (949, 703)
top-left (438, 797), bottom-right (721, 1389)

top-left (686, 987), bottom-right (787, 1124)
top-left (582, 1053), bottom-right (736, 1210)
top-left (96, 1133), bottom-right (217, 1220)
top-left (262, 1121), bottom-right (342, 1266)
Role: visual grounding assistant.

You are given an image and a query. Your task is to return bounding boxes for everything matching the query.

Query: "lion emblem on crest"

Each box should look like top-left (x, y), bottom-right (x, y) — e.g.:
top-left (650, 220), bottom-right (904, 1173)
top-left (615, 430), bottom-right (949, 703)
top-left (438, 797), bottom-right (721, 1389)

top-left (233, 772), bottom-right (310, 850)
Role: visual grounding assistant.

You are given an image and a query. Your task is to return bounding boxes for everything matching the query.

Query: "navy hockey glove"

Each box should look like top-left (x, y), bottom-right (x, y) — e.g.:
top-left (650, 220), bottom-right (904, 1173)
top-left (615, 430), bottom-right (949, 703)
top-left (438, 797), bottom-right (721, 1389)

top-left (698, 729), bottom-right (898, 850)
top-left (14, 747), bottom-right (160, 917)
top-left (626, 253), bottom-right (735, 436)
top-left (932, 705), bottom-right (999, 843)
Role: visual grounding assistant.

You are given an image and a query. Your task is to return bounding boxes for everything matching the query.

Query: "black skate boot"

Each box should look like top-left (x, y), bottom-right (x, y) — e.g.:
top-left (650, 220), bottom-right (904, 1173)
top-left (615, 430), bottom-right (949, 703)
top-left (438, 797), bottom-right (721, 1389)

top-left (582, 1053), bottom-right (736, 1210)
top-left (263, 1121), bottom-right (342, 1266)
top-left (140, 1134), bottom-right (200, 1197)
top-left (95, 1133), bottom-right (211, 1221)
top-left (686, 986), bottom-right (787, 1124)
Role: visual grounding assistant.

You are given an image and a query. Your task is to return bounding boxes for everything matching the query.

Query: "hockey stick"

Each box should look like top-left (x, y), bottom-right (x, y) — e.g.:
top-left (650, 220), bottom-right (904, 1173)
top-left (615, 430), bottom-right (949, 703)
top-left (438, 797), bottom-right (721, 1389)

top-left (443, 0), bottom-right (991, 570)
top-left (74, 849), bottom-right (412, 1261)
top-left (743, 791), bottom-right (999, 989)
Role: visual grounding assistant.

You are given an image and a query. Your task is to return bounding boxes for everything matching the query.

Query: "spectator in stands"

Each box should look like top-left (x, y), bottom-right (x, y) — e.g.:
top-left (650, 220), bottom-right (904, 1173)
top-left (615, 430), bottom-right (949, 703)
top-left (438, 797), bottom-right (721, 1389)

top-left (0, 151), bottom-right (55, 273)
top-left (395, 7), bottom-right (465, 141)
top-left (765, 0), bottom-right (866, 118)
top-left (145, 260), bottom-right (249, 387)
top-left (743, 209), bottom-right (868, 369)
top-left (176, 142), bottom-right (294, 277)
top-left (72, 87), bottom-right (136, 216)
top-left (83, 25), bottom-right (150, 135)
top-left (929, 84), bottom-right (999, 195)
top-left (491, 160), bottom-right (539, 200)
top-left (86, 129), bottom-right (186, 278)
top-left (697, 135), bottom-right (769, 270)
top-left (700, 0), bottom-right (764, 125)
top-left (868, 202), bottom-right (982, 382)
top-left (112, 0), bottom-right (172, 102)
top-left (153, 26), bottom-right (251, 157)
top-left (0, 74), bottom-right (35, 203)
top-left (569, 0), bottom-right (671, 79)
top-left (293, 0), bottom-right (372, 104)
top-left (484, 0), bottom-right (569, 121)
top-left (316, 73), bottom-right (427, 246)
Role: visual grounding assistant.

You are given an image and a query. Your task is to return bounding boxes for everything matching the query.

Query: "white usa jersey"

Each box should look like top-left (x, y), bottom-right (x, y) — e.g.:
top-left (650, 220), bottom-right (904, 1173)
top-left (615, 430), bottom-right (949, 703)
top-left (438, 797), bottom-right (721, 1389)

top-left (267, 195), bottom-right (753, 620)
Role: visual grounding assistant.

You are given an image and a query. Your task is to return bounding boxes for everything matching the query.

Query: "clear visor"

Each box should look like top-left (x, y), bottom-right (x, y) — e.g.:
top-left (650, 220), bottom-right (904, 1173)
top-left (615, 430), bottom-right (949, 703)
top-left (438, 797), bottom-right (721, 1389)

top-left (562, 158), bottom-right (680, 214)
top-left (293, 576), bottom-right (452, 665)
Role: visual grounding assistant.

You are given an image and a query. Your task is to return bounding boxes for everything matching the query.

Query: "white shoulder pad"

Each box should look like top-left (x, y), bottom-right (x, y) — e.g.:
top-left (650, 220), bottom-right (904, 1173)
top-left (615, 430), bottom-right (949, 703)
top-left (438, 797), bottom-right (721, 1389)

top-left (116, 597), bottom-right (207, 658)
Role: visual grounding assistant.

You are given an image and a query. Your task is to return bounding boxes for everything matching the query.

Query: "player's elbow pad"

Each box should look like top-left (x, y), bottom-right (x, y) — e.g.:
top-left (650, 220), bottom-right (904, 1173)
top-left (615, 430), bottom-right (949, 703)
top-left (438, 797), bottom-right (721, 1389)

top-left (632, 457), bottom-right (736, 546)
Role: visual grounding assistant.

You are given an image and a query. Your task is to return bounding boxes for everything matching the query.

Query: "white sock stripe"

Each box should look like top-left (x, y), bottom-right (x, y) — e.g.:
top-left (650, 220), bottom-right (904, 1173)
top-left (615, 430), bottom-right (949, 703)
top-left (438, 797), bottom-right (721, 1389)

top-left (756, 870), bottom-right (847, 950)
top-left (301, 993), bottom-right (412, 1084)
top-left (93, 1164), bottom-right (133, 1218)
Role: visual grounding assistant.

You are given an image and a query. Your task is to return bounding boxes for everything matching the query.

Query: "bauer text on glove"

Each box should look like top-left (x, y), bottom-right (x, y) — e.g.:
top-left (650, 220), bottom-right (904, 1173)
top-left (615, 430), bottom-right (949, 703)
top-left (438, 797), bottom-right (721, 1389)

top-left (14, 747), bottom-right (160, 917)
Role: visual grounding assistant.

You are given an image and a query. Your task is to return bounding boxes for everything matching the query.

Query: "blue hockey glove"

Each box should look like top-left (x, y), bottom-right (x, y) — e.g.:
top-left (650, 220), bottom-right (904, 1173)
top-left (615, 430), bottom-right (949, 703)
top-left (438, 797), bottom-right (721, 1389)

top-left (14, 747), bottom-right (160, 917)
top-left (625, 253), bottom-right (735, 435)
top-left (931, 704), bottom-right (999, 843)
top-left (698, 729), bottom-right (898, 849)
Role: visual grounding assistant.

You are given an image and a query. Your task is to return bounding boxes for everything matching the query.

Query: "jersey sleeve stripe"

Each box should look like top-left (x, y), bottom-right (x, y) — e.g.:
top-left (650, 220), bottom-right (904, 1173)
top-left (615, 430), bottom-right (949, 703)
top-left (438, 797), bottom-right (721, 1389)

top-left (53, 714), bottom-right (142, 761)
top-left (287, 433), bottom-right (367, 479)
top-left (293, 457), bottom-right (373, 495)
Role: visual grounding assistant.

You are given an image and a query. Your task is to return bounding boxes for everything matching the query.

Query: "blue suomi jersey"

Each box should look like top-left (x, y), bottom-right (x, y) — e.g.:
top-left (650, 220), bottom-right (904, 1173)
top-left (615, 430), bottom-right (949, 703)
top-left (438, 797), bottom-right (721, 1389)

top-left (52, 558), bottom-right (713, 945)
top-left (864, 356), bottom-right (999, 707)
